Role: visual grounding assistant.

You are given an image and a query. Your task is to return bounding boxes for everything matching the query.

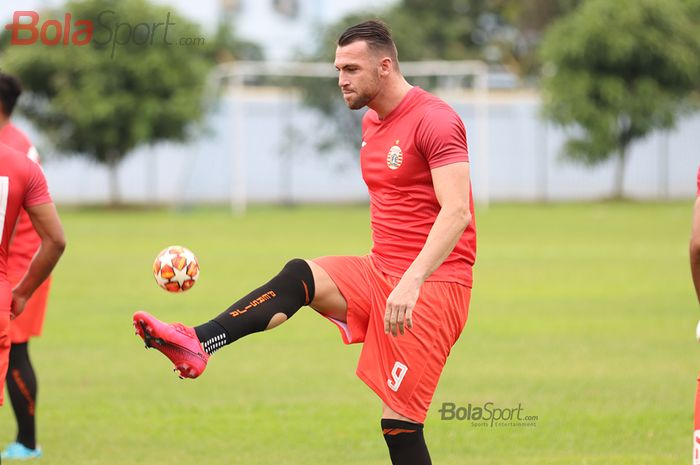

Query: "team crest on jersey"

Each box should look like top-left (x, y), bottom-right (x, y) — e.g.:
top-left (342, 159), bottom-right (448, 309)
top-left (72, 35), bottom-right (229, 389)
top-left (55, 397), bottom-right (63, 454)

top-left (387, 141), bottom-right (403, 170)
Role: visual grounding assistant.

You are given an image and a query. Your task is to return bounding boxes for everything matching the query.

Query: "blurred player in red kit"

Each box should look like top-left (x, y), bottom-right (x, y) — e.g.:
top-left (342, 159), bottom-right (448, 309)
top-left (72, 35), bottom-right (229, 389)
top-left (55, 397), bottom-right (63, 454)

top-left (0, 73), bottom-right (66, 461)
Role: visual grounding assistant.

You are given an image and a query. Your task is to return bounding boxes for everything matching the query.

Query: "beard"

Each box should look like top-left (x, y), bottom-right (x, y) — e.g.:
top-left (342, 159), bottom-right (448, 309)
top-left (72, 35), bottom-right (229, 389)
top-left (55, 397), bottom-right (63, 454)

top-left (345, 91), bottom-right (372, 110)
top-left (342, 73), bottom-right (380, 110)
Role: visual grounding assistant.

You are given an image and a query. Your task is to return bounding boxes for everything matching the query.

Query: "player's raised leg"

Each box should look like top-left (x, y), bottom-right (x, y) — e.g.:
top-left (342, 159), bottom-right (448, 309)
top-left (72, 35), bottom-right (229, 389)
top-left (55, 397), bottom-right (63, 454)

top-left (133, 258), bottom-right (347, 378)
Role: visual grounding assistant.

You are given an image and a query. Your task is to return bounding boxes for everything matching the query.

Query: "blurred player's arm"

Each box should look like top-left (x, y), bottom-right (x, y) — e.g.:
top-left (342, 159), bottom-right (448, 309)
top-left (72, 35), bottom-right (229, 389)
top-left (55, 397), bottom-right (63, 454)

top-left (11, 202), bottom-right (66, 318)
top-left (690, 196), bottom-right (700, 305)
top-left (384, 162), bottom-right (472, 336)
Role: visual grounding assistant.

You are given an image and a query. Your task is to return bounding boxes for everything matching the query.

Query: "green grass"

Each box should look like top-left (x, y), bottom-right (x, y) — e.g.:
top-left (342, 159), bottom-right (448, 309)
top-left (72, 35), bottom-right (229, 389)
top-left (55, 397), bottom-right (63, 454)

top-left (0, 202), bottom-right (695, 464)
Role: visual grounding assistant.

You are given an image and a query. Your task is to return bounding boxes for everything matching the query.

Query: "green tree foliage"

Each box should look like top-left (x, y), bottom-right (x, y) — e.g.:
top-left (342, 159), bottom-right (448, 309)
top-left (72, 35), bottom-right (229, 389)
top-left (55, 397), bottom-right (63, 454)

top-left (540, 0), bottom-right (700, 197)
top-left (496, 0), bottom-right (581, 79)
top-left (0, 0), bottom-right (232, 203)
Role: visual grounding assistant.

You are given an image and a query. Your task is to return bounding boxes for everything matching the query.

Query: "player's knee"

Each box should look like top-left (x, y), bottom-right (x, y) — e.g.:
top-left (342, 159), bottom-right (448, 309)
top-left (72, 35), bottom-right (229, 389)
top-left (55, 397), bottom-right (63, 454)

top-left (278, 258), bottom-right (315, 305)
top-left (280, 258), bottom-right (310, 276)
top-left (8, 342), bottom-right (29, 366)
top-left (279, 258), bottom-right (313, 285)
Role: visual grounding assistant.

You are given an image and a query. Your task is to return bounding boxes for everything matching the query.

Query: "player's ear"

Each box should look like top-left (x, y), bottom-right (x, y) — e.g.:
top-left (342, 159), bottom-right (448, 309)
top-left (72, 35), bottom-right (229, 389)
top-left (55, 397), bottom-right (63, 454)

top-left (379, 57), bottom-right (393, 76)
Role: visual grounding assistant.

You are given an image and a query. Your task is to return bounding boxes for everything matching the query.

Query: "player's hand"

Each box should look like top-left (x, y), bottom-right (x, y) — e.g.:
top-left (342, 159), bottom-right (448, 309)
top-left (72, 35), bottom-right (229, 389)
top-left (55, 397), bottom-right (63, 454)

top-left (384, 278), bottom-right (420, 337)
top-left (10, 290), bottom-right (28, 320)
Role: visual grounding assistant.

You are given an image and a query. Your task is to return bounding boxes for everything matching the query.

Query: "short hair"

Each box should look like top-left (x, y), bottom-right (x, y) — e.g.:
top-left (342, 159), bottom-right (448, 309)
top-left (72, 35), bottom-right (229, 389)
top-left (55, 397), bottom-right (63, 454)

top-left (337, 20), bottom-right (398, 61)
top-left (0, 73), bottom-right (22, 117)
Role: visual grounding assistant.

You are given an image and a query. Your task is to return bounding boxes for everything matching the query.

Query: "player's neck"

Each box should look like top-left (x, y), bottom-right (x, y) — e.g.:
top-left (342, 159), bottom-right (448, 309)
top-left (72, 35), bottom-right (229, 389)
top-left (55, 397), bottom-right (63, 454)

top-left (0, 116), bottom-right (9, 130)
top-left (370, 76), bottom-right (413, 120)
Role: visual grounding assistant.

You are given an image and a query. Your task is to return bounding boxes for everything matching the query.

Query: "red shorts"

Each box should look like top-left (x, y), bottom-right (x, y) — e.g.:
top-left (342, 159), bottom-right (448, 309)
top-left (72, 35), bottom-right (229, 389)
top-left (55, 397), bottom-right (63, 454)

top-left (312, 255), bottom-right (471, 423)
top-left (8, 271), bottom-right (51, 343)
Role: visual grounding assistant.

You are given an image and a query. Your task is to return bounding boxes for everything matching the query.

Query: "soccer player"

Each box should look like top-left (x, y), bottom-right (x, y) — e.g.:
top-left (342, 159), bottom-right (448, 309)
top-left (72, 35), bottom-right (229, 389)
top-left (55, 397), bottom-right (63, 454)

top-left (134, 20), bottom-right (475, 465)
top-left (0, 73), bottom-right (55, 460)
top-left (0, 144), bottom-right (65, 458)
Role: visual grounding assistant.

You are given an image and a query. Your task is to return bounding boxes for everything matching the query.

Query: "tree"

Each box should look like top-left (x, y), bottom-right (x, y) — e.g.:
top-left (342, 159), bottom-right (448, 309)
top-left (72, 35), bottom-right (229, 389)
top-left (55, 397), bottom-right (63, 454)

top-left (540, 0), bottom-right (700, 198)
top-left (494, 0), bottom-right (582, 80)
top-left (0, 0), bottom-right (215, 203)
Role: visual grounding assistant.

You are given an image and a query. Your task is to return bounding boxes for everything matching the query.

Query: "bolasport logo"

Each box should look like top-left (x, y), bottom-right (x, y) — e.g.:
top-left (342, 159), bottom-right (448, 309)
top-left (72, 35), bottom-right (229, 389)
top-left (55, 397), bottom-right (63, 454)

top-left (438, 401), bottom-right (539, 428)
top-left (3, 10), bottom-right (206, 58)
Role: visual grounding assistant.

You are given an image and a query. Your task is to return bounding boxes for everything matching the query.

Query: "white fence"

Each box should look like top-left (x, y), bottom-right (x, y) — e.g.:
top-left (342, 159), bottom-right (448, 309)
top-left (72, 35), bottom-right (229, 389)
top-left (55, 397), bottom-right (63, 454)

top-left (32, 88), bottom-right (699, 206)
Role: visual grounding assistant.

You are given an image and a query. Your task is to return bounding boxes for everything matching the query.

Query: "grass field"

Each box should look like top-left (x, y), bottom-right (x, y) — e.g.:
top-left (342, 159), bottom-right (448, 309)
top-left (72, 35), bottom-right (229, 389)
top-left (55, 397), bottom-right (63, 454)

top-left (0, 201), bottom-right (695, 464)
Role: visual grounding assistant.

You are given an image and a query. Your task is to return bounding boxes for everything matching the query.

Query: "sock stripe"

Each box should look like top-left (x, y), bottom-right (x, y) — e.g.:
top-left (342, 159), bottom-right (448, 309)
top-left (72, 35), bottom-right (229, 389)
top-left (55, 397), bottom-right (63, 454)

top-left (382, 428), bottom-right (418, 436)
top-left (302, 280), bottom-right (310, 305)
top-left (11, 369), bottom-right (35, 416)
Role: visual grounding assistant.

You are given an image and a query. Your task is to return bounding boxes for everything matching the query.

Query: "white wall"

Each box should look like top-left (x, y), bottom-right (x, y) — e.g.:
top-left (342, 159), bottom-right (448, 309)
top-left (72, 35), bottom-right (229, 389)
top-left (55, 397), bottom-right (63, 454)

top-left (27, 90), bottom-right (699, 206)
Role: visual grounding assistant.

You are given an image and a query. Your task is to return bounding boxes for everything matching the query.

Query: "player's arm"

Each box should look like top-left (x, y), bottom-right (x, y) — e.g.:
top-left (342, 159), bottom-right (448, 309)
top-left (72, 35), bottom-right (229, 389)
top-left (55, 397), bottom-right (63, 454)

top-left (690, 196), bottom-right (700, 305)
top-left (384, 162), bottom-right (472, 336)
top-left (11, 202), bottom-right (66, 318)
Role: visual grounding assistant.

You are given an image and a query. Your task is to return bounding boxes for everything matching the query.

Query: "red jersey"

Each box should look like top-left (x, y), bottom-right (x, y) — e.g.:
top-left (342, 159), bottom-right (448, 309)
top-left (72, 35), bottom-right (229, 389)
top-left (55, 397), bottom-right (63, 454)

top-left (0, 123), bottom-right (41, 274)
top-left (360, 87), bottom-right (476, 287)
top-left (696, 165), bottom-right (700, 197)
top-left (0, 143), bottom-right (52, 309)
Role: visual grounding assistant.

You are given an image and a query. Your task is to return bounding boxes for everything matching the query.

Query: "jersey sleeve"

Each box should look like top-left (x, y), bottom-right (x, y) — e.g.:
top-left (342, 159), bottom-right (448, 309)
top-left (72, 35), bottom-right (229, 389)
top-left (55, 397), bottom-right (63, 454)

top-left (23, 159), bottom-right (52, 208)
top-left (416, 108), bottom-right (469, 169)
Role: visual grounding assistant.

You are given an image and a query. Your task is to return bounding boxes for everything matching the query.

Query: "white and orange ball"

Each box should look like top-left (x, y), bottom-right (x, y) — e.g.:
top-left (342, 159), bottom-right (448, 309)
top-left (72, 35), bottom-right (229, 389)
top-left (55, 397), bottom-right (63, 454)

top-left (153, 245), bottom-right (200, 292)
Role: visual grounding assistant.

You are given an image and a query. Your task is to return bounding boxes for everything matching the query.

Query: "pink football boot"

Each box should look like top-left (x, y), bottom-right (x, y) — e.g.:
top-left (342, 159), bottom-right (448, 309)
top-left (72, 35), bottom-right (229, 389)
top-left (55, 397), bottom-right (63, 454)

top-left (133, 311), bottom-right (209, 379)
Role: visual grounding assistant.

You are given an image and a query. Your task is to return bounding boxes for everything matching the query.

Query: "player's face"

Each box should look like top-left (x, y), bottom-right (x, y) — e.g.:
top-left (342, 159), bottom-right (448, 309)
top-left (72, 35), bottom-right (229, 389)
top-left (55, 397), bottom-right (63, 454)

top-left (335, 41), bottom-right (382, 110)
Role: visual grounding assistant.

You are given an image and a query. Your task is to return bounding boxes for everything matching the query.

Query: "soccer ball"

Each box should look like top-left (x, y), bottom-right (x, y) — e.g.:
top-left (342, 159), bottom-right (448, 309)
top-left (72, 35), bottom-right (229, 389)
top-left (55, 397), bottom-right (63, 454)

top-left (153, 245), bottom-right (200, 292)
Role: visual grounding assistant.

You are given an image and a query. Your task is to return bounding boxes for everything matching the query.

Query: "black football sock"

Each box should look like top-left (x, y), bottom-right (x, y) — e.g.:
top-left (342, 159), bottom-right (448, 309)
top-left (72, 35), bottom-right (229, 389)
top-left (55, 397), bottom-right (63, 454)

top-left (382, 419), bottom-right (432, 465)
top-left (6, 342), bottom-right (38, 450)
top-left (194, 258), bottom-right (315, 355)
